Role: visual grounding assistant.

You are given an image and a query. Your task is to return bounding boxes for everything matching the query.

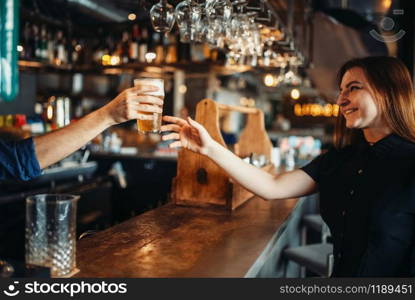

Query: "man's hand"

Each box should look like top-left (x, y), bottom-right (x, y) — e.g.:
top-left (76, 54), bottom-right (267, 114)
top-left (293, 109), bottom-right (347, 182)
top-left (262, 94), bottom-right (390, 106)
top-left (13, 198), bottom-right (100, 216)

top-left (100, 85), bottom-right (163, 126)
top-left (34, 85), bottom-right (164, 169)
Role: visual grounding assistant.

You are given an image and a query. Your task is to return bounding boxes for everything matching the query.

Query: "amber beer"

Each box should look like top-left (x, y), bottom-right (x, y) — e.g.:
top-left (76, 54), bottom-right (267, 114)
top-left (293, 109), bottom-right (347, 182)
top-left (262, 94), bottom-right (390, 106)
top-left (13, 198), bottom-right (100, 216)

top-left (134, 78), bottom-right (164, 134)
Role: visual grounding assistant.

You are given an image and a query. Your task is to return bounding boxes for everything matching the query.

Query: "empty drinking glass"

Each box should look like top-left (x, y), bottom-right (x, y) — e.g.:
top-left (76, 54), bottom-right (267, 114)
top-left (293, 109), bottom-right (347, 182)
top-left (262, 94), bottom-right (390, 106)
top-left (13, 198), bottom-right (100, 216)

top-left (25, 194), bottom-right (79, 277)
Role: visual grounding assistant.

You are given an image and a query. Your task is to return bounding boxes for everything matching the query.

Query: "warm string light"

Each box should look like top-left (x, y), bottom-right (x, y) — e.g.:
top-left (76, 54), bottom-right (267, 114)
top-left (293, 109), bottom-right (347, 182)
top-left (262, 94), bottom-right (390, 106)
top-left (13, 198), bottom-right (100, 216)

top-left (264, 74), bottom-right (276, 87)
top-left (294, 104), bottom-right (339, 117)
top-left (290, 88), bottom-right (300, 100)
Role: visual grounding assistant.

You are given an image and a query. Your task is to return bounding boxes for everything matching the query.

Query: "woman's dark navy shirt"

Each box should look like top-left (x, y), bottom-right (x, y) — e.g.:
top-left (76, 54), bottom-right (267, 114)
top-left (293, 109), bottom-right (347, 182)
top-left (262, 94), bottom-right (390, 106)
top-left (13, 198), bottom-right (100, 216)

top-left (301, 134), bottom-right (415, 277)
top-left (0, 137), bottom-right (41, 181)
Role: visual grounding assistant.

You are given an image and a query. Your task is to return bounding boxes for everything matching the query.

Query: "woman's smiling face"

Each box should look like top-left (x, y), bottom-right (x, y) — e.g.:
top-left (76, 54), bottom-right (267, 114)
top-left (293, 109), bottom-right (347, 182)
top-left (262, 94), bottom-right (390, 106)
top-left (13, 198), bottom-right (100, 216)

top-left (337, 67), bottom-right (386, 129)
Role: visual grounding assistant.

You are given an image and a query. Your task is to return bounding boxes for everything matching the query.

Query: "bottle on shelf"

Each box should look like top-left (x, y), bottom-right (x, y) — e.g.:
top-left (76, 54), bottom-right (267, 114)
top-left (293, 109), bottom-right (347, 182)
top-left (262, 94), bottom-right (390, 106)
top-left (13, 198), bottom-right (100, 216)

top-left (47, 29), bottom-right (55, 64)
top-left (92, 28), bottom-right (106, 65)
top-left (120, 31), bottom-right (130, 64)
top-left (21, 21), bottom-right (32, 60)
top-left (190, 43), bottom-right (208, 62)
top-left (33, 24), bottom-right (41, 61)
top-left (139, 27), bottom-right (148, 63)
top-left (177, 40), bottom-right (191, 62)
top-left (70, 39), bottom-right (80, 65)
top-left (4, 115), bottom-right (14, 127)
top-left (54, 30), bottom-right (67, 66)
top-left (129, 24), bottom-right (140, 63)
top-left (40, 25), bottom-right (48, 61)
top-left (153, 32), bottom-right (164, 64)
top-left (165, 34), bottom-right (177, 64)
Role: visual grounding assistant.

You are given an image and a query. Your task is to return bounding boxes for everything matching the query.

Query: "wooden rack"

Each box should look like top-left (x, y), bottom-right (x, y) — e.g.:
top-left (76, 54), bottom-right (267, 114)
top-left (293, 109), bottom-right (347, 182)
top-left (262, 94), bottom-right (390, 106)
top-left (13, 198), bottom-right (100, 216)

top-left (172, 99), bottom-right (274, 210)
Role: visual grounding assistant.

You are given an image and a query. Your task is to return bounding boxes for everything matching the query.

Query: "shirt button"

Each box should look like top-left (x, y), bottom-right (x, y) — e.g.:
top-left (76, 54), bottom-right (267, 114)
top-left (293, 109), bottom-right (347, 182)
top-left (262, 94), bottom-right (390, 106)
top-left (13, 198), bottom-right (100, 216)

top-left (350, 189), bottom-right (354, 195)
top-left (357, 169), bottom-right (363, 174)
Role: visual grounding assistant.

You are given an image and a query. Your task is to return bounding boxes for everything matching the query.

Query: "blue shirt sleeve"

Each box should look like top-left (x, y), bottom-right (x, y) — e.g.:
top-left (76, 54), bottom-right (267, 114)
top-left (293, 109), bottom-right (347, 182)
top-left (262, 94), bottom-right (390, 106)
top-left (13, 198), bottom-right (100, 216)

top-left (0, 137), bottom-right (42, 181)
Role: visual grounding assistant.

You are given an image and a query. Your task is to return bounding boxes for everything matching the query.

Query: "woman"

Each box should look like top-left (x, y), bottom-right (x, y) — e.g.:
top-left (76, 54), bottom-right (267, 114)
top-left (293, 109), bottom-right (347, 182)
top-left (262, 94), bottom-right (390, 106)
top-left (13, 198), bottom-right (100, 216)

top-left (161, 56), bottom-right (415, 277)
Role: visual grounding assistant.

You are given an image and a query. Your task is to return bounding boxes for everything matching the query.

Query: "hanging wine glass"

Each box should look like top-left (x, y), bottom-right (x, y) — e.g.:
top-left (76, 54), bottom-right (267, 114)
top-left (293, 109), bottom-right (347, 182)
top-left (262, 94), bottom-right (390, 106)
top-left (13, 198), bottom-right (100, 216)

top-left (195, 13), bottom-right (209, 43)
top-left (245, 11), bottom-right (261, 66)
top-left (205, 0), bottom-right (232, 23)
top-left (175, 0), bottom-right (202, 42)
top-left (150, 0), bottom-right (175, 33)
top-left (232, 0), bottom-right (249, 14)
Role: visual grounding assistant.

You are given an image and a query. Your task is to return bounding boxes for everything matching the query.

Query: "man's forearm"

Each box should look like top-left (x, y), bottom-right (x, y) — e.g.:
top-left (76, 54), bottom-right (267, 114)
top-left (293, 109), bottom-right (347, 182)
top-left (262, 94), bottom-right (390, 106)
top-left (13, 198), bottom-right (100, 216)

top-left (34, 107), bottom-right (114, 169)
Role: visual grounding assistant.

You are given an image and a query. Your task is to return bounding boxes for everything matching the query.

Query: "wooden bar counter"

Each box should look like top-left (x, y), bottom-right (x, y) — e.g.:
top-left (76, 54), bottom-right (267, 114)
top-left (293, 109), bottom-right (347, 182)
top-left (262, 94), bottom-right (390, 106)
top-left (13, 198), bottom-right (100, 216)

top-left (75, 196), bottom-right (300, 278)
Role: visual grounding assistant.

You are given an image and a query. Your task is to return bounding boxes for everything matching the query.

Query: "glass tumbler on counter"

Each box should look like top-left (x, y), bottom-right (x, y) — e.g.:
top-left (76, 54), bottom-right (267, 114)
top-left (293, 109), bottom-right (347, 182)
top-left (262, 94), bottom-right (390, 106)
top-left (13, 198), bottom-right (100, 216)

top-left (25, 194), bottom-right (79, 277)
top-left (134, 78), bottom-right (165, 134)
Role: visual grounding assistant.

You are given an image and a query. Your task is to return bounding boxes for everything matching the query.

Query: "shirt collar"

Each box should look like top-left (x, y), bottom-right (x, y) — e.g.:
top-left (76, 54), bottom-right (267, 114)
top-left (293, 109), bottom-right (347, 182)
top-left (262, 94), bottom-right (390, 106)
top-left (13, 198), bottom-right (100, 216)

top-left (356, 133), bottom-right (415, 158)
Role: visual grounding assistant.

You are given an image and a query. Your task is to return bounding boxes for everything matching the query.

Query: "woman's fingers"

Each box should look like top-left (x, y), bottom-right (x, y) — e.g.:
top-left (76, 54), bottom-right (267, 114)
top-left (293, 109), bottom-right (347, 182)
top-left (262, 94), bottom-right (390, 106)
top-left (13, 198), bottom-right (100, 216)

top-left (162, 133), bottom-right (180, 141)
top-left (160, 124), bottom-right (181, 132)
top-left (187, 117), bottom-right (206, 132)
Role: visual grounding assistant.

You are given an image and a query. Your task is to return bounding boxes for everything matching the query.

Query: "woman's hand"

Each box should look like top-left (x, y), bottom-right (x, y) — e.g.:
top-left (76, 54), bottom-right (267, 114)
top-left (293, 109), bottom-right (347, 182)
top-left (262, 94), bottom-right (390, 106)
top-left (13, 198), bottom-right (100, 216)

top-left (100, 85), bottom-right (163, 126)
top-left (161, 116), bottom-right (215, 155)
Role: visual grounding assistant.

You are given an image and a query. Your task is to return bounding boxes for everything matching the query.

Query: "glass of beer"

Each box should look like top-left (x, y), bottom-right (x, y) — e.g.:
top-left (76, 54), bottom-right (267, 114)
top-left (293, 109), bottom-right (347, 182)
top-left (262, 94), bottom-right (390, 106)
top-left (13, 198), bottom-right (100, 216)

top-left (134, 78), bottom-right (164, 134)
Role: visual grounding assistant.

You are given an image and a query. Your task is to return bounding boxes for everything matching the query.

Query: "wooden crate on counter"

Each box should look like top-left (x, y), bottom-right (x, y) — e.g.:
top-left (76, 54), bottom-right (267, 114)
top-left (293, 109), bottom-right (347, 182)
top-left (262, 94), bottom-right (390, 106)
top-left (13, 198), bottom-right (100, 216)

top-left (172, 99), bottom-right (274, 210)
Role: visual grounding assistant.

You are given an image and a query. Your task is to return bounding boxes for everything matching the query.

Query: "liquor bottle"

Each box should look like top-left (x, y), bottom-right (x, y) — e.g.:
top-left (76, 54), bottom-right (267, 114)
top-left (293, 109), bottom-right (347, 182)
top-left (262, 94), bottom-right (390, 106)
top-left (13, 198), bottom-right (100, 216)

top-left (106, 35), bottom-right (116, 56)
top-left (33, 24), bottom-right (41, 60)
top-left (62, 36), bottom-right (69, 65)
top-left (47, 30), bottom-right (55, 64)
top-left (177, 40), bottom-right (191, 62)
top-left (210, 48), bottom-right (219, 62)
top-left (120, 31), bottom-right (130, 64)
top-left (92, 28), bottom-right (106, 64)
top-left (54, 30), bottom-right (67, 65)
top-left (70, 39), bottom-right (79, 65)
top-left (4, 115), bottom-right (14, 127)
top-left (21, 22), bottom-right (32, 60)
top-left (129, 24), bottom-right (140, 62)
top-left (203, 44), bottom-right (211, 62)
top-left (40, 25), bottom-right (48, 61)
top-left (190, 43), bottom-right (206, 62)
top-left (153, 32), bottom-right (164, 64)
top-left (165, 34), bottom-right (177, 64)
top-left (113, 35), bottom-right (122, 60)
top-left (139, 27), bottom-right (148, 63)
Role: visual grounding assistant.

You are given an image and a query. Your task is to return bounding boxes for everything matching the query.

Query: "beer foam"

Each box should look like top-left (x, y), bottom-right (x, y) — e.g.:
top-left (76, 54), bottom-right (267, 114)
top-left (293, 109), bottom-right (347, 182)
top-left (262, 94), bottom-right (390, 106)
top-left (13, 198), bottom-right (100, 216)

top-left (134, 78), bottom-right (164, 97)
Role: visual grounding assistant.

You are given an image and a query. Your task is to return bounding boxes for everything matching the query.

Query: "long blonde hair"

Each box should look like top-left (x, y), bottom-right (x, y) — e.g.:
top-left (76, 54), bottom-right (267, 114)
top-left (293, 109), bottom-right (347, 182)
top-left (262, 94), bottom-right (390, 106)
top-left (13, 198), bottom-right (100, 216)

top-left (334, 56), bottom-right (415, 149)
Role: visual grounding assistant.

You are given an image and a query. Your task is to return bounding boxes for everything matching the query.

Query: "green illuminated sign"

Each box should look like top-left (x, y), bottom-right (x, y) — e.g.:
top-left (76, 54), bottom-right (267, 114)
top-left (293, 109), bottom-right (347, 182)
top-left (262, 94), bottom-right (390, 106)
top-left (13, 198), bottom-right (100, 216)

top-left (0, 0), bottom-right (19, 102)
